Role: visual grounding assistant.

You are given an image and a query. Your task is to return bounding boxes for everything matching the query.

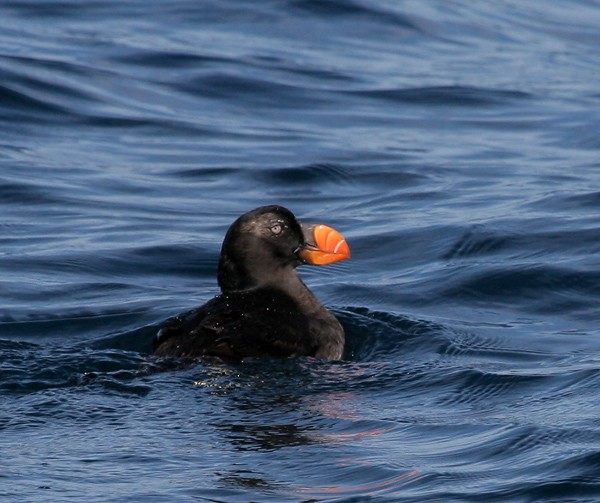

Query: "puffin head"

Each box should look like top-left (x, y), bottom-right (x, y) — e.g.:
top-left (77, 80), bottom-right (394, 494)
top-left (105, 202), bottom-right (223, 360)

top-left (217, 205), bottom-right (350, 292)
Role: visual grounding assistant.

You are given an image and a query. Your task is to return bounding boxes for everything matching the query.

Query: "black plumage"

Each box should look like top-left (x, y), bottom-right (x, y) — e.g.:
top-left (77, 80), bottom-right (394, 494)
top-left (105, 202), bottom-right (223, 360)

top-left (152, 205), bottom-right (350, 362)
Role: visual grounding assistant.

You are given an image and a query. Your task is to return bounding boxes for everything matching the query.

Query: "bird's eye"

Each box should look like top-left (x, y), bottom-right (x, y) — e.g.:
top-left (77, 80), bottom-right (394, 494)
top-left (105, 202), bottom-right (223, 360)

top-left (270, 223), bottom-right (283, 235)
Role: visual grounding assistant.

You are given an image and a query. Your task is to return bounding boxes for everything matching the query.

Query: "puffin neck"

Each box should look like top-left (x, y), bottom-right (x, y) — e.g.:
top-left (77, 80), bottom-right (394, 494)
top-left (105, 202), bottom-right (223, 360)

top-left (217, 258), bottom-right (323, 316)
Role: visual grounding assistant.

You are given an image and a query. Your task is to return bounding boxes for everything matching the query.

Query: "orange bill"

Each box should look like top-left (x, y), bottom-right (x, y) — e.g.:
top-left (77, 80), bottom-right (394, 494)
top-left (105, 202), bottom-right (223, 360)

top-left (298, 223), bottom-right (351, 265)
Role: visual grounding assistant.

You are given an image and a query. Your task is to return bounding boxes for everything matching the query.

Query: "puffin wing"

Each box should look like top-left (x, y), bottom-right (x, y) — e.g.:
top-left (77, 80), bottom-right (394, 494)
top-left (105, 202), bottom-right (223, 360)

top-left (152, 289), bottom-right (316, 361)
top-left (153, 299), bottom-right (241, 361)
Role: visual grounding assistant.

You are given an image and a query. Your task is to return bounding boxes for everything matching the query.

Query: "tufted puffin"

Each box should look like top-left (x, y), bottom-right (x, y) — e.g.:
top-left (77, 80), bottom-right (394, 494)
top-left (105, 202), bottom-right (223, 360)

top-left (152, 205), bottom-right (351, 362)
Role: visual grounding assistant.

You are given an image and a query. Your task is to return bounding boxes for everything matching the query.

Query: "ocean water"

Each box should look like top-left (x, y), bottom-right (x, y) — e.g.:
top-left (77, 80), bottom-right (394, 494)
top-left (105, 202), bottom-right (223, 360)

top-left (1, 1), bottom-right (600, 501)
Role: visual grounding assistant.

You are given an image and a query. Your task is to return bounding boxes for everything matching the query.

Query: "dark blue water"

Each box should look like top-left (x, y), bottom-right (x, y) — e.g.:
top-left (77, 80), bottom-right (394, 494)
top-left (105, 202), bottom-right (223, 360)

top-left (2, 1), bottom-right (600, 501)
